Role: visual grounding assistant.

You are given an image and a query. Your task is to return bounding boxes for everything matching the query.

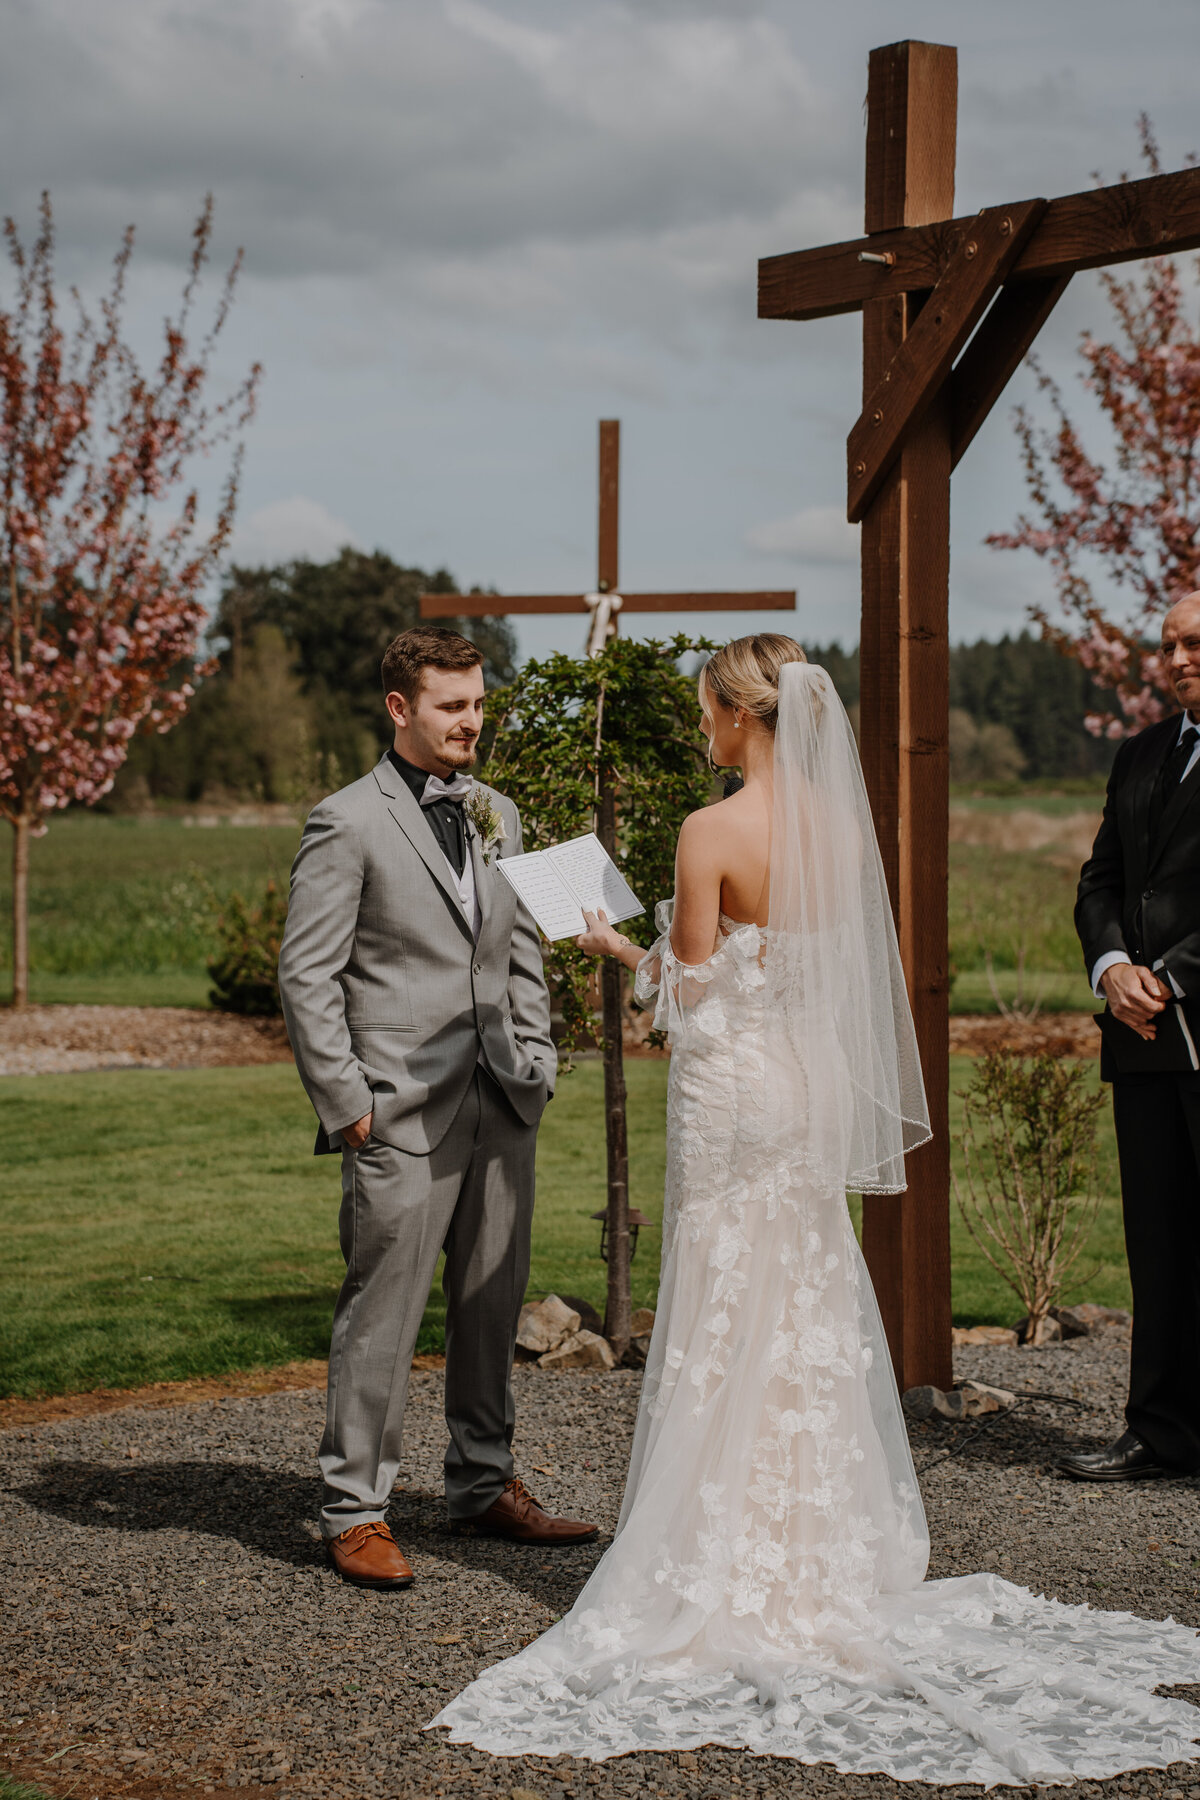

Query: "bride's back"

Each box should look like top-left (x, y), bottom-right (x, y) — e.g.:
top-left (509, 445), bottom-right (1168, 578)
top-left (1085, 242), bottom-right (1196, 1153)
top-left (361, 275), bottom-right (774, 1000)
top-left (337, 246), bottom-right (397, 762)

top-left (712, 785), bottom-right (772, 926)
top-left (671, 782), bottom-right (772, 966)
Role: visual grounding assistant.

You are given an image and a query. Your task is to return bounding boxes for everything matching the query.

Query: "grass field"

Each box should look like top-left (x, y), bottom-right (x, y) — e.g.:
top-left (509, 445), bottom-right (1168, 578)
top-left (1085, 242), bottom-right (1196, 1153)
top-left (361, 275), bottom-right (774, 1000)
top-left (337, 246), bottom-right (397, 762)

top-left (0, 813), bottom-right (301, 1008)
top-left (0, 1776), bottom-right (51, 1800)
top-left (0, 1056), bottom-right (1131, 1399)
top-left (1, 800), bottom-right (1105, 1011)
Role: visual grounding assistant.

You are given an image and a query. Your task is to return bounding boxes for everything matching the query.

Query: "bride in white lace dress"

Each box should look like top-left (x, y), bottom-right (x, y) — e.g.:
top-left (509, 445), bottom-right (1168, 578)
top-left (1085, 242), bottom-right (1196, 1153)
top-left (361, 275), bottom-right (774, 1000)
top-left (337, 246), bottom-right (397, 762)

top-left (431, 636), bottom-right (1200, 1784)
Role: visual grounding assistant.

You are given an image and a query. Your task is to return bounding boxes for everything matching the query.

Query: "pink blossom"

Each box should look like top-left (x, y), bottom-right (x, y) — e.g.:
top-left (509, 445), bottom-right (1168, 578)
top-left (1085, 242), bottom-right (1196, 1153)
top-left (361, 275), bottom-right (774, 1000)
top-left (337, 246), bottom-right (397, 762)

top-left (1, 192), bottom-right (261, 1000)
top-left (988, 169), bottom-right (1200, 741)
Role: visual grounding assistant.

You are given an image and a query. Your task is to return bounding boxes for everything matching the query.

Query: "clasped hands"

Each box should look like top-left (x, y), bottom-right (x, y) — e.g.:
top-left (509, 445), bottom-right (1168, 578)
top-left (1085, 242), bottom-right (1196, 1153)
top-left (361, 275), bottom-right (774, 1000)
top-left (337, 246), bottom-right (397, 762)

top-left (1101, 962), bottom-right (1175, 1041)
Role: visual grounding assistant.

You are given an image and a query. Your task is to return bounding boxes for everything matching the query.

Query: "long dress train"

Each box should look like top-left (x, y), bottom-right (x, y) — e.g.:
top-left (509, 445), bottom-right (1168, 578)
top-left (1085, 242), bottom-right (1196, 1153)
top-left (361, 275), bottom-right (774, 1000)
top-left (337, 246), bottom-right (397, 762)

top-left (430, 906), bottom-right (1200, 1785)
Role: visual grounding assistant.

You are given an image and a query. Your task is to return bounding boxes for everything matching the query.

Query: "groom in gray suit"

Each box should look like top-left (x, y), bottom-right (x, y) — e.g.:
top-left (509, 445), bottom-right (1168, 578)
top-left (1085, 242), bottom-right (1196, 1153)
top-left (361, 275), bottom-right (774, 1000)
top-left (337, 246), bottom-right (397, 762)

top-left (279, 626), bottom-right (596, 1589)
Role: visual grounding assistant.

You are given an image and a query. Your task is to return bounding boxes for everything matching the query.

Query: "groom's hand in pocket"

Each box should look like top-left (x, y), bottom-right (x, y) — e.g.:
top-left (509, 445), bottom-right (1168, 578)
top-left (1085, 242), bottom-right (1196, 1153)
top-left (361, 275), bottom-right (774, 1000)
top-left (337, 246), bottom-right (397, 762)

top-left (341, 1110), bottom-right (374, 1150)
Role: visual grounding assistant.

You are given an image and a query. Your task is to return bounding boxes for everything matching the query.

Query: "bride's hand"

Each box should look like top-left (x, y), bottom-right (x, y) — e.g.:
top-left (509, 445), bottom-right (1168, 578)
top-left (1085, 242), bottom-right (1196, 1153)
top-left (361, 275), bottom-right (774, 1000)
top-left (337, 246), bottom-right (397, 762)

top-left (576, 908), bottom-right (628, 958)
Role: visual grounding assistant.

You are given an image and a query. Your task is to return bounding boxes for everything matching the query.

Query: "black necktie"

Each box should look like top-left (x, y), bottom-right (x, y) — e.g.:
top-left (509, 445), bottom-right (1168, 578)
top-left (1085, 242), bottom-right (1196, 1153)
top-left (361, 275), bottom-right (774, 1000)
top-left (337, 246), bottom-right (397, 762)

top-left (1149, 725), bottom-right (1198, 840)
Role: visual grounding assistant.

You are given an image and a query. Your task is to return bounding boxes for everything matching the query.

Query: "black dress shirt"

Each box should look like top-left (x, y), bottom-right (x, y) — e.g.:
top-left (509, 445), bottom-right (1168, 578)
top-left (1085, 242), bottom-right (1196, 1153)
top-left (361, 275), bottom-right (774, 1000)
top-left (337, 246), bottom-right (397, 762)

top-left (387, 749), bottom-right (467, 877)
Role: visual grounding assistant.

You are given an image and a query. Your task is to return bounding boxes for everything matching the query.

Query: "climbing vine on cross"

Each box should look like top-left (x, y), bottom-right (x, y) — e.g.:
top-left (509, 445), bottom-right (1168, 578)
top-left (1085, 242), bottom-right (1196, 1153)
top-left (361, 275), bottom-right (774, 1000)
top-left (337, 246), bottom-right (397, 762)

top-left (484, 634), bottom-right (714, 1353)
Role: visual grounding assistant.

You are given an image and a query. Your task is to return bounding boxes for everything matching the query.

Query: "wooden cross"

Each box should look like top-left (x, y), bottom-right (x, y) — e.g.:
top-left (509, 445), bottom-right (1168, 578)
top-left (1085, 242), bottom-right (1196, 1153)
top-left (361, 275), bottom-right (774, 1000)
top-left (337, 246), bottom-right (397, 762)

top-left (422, 420), bottom-right (794, 1353)
top-left (419, 419), bottom-right (795, 653)
top-left (758, 39), bottom-right (1200, 1393)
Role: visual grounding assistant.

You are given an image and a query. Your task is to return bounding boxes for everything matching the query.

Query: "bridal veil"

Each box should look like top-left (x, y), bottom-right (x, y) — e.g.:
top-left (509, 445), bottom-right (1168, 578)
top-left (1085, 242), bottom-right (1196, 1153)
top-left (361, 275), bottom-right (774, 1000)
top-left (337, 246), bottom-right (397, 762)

top-left (765, 658), bottom-right (930, 1197)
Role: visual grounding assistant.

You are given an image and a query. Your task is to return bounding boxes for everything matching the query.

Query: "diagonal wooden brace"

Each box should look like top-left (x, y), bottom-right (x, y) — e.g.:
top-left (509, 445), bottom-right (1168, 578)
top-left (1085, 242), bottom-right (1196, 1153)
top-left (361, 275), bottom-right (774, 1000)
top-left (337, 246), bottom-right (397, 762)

top-left (949, 273), bottom-right (1069, 468)
top-left (846, 198), bottom-right (1046, 522)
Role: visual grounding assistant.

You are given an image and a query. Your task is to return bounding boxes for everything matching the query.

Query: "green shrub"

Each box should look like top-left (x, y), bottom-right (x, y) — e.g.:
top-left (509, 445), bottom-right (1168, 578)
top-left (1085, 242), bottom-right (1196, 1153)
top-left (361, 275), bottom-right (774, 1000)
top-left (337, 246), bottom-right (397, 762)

top-left (954, 1050), bottom-right (1104, 1343)
top-left (207, 880), bottom-right (288, 1015)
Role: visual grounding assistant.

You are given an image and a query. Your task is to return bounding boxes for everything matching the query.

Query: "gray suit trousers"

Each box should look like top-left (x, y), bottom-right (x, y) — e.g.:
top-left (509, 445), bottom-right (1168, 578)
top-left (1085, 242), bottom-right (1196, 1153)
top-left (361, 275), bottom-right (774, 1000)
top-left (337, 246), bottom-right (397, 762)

top-left (318, 1067), bottom-right (537, 1537)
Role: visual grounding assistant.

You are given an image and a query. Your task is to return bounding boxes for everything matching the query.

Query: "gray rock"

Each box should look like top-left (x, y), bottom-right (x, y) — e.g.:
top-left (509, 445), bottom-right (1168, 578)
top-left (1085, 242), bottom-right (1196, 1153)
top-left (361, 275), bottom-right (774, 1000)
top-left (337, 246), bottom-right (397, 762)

top-left (959, 1380), bottom-right (1017, 1415)
top-left (558, 1294), bottom-right (605, 1336)
top-left (1072, 1301), bottom-right (1133, 1329)
top-left (538, 1329), bottom-right (616, 1372)
top-left (903, 1385), bottom-right (956, 1421)
top-left (1015, 1311), bottom-right (1064, 1344)
top-left (516, 1295), bottom-right (581, 1356)
top-left (1014, 1306), bottom-right (1094, 1344)
top-left (903, 1381), bottom-right (1015, 1421)
top-left (952, 1325), bottom-right (1019, 1347)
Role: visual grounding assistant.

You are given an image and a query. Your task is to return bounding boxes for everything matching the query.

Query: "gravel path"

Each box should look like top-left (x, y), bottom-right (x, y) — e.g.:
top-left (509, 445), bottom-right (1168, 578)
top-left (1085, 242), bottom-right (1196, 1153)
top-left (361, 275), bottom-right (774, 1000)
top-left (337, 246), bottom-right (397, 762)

top-left (3, 1331), bottom-right (1199, 1800)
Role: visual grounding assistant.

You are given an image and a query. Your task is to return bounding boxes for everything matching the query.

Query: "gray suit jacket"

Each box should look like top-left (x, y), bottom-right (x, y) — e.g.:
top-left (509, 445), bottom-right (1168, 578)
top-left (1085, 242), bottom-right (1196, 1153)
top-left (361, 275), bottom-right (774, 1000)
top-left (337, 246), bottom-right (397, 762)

top-left (278, 756), bottom-right (555, 1155)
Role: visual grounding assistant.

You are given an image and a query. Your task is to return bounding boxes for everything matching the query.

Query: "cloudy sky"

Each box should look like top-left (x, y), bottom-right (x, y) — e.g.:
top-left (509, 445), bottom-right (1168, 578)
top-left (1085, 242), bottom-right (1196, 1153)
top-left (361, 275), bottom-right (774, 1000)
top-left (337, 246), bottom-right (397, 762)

top-left (3, 0), bottom-right (1198, 661)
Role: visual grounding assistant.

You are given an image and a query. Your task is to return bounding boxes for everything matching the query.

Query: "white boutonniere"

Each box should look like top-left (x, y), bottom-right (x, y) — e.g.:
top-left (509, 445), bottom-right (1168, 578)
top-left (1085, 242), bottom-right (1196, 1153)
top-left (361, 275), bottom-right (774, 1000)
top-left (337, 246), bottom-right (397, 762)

top-left (467, 790), bottom-right (507, 864)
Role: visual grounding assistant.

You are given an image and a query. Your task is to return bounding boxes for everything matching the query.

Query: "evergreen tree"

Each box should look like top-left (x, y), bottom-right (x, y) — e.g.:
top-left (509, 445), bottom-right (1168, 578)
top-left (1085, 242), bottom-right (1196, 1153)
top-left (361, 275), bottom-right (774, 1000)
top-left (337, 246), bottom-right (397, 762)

top-left (116, 550), bottom-right (517, 803)
top-left (948, 632), bottom-right (1116, 780)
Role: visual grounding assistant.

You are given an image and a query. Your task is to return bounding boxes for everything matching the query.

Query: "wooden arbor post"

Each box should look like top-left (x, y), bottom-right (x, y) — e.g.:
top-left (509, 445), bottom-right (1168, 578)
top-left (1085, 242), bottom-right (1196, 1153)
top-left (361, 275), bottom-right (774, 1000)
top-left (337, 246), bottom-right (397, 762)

top-left (858, 41), bottom-right (957, 1393)
top-left (759, 38), bottom-right (1200, 1392)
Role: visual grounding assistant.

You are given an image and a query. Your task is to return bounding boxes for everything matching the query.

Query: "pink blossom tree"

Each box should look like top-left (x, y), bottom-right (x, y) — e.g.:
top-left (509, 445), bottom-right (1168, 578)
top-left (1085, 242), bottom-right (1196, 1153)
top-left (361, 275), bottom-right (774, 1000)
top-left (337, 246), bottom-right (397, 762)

top-left (988, 123), bottom-right (1200, 739)
top-left (1, 194), bottom-right (260, 1006)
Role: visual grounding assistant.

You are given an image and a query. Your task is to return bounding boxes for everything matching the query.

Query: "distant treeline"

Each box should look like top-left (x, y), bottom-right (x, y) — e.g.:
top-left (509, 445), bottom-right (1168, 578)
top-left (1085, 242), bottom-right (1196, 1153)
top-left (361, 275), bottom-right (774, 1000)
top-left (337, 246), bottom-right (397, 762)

top-left (807, 635), bottom-right (1118, 786)
top-left (111, 552), bottom-right (1116, 807)
top-left (114, 550), bottom-right (518, 807)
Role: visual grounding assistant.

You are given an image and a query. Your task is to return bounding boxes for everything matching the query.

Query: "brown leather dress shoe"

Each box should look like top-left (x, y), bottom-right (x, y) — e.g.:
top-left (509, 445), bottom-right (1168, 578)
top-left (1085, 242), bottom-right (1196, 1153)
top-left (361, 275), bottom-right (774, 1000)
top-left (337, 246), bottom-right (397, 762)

top-left (325, 1521), bottom-right (414, 1589)
top-left (459, 1476), bottom-right (598, 1545)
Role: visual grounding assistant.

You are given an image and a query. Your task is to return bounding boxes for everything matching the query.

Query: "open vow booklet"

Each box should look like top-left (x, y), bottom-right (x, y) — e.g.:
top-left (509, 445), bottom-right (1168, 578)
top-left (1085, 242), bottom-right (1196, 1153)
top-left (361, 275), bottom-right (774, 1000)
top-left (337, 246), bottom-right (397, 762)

top-left (496, 832), bottom-right (644, 942)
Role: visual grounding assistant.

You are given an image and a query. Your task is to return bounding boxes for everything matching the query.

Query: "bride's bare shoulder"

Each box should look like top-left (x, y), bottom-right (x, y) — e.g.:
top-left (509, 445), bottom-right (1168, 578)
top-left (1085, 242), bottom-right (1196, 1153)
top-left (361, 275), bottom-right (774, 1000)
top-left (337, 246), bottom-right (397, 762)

top-left (678, 792), bottom-right (738, 836)
top-left (688, 788), bottom-right (763, 830)
top-left (678, 791), bottom-right (760, 859)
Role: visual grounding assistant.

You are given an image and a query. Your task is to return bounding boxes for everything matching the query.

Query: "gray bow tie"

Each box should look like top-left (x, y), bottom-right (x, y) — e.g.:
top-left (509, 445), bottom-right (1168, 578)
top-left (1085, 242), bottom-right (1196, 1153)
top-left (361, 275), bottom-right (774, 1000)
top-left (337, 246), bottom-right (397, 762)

top-left (420, 772), bottom-right (474, 806)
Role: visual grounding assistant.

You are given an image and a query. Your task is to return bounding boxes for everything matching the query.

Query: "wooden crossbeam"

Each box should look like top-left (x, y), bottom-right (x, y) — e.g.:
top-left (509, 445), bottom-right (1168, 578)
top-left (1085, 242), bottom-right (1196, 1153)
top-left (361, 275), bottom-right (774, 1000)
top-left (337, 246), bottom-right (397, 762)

top-left (847, 199), bottom-right (1045, 521)
top-left (420, 590), bottom-right (795, 618)
top-left (758, 164), bottom-right (1200, 323)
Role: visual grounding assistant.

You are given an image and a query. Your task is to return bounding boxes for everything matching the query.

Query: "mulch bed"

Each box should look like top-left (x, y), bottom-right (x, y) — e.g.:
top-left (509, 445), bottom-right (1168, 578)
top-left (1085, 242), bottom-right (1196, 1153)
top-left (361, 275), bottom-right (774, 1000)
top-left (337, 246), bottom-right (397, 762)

top-left (3, 1327), bottom-right (1199, 1800)
top-left (0, 1005), bottom-right (292, 1076)
top-left (0, 1359), bottom-right (447, 1433)
top-left (948, 1010), bottom-right (1099, 1059)
top-left (1, 1005), bottom-right (1099, 1077)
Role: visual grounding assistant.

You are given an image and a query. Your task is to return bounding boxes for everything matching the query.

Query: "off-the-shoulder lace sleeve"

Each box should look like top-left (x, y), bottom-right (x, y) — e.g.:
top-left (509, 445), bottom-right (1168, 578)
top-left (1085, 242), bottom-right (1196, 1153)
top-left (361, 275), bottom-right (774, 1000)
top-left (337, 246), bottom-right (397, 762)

top-left (633, 897), bottom-right (763, 1044)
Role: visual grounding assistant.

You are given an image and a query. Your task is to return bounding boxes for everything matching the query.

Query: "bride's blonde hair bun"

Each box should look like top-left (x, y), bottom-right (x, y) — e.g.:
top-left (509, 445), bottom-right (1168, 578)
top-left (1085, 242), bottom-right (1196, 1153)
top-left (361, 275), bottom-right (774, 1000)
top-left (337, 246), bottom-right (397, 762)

top-left (700, 633), bottom-right (807, 731)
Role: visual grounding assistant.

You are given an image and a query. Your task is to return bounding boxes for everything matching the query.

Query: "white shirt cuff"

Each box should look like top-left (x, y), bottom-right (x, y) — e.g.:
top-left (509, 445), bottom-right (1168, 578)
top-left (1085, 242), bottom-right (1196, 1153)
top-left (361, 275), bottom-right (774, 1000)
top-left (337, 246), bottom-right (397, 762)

top-left (1152, 955), bottom-right (1185, 999)
top-left (1091, 950), bottom-right (1131, 997)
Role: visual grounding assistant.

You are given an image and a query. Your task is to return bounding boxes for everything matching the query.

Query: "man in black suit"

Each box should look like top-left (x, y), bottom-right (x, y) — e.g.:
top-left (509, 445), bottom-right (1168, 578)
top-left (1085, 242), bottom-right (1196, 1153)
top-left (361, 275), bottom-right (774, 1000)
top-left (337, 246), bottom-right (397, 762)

top-left (1064, 591), bottom-right (1200, 1481)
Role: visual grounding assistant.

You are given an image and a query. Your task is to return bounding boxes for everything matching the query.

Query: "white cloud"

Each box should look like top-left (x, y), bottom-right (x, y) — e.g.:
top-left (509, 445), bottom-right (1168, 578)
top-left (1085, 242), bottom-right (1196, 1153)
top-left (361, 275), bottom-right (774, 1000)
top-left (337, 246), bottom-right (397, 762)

top-left (4, 0), bottom-right (1193, 667)
top-left (0, 0), bottom-right (848, 284)
top-left (745, 505), bottom-right (859, 565)
top-left (228, 496), bottom-right (358, 565)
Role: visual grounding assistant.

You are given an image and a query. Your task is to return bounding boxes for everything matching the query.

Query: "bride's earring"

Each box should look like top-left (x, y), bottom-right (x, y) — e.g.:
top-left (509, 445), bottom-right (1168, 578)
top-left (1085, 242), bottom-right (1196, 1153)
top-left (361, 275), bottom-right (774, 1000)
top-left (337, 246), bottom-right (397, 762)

top-left (734, 714), bottom-right (742, 729)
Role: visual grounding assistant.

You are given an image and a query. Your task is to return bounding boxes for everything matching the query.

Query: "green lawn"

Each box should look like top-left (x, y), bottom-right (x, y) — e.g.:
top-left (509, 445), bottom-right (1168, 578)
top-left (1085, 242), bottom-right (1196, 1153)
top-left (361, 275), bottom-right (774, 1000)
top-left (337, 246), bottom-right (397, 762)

top-left (0, 1060), bottom-right (666, 1397)
top-left (2, 804), bottom-right (1102, 1012)
top-left (0, 812), bottom-right (301, 1007)
top-left (0, 1057), bottom-right (1130, 1399)
top-left (0, 1776), bottom-right (52, 1800)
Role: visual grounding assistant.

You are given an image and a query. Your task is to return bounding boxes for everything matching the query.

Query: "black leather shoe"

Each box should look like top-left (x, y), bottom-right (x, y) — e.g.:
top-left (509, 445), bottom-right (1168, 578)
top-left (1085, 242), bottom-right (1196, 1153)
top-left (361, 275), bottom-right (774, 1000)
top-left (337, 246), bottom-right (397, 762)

top-left (1057, 1430), bottom-right (1165, 1482)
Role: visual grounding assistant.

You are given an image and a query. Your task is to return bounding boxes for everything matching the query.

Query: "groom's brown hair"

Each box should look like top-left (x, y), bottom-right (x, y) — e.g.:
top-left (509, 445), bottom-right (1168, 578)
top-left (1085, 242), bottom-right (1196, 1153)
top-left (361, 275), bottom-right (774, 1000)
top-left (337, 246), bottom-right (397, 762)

top-left (381, 626), bottom-right (483, 704)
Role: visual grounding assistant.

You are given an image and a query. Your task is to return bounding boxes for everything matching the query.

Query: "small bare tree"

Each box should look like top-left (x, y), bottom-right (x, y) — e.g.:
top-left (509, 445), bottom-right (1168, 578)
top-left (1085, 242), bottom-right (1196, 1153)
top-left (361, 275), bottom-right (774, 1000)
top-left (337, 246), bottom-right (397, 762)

top-left (954, 1051), bottom-right (1104, 1344)
top-left (983, 945), bottom-right (1046, 1025)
